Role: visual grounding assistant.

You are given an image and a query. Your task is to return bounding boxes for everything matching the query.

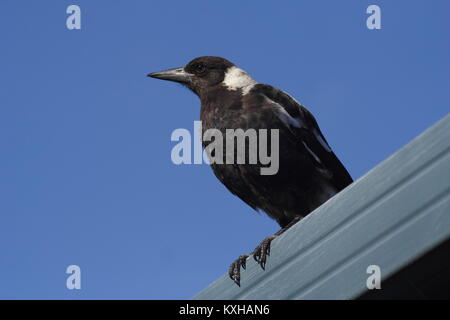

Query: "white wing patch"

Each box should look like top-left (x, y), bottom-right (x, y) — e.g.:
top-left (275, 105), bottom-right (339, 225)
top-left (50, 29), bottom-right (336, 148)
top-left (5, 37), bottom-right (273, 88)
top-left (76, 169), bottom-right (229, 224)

top-left (266, 90), bottom-right (305, 129)
top-left (273, 103), bottom-right (304, 129)
top-left (302, 141), bottom-right (322, 164)
top-left (314, 129), bottom-right (332, 152)
top-left (279, 90), bottom-right (333, 153)
top-left (284, 91), bottom-right (302, 105)
top-left (223, 66), bottom-right (257, 95)
top-left (267, 90), bottom-right (334, 156)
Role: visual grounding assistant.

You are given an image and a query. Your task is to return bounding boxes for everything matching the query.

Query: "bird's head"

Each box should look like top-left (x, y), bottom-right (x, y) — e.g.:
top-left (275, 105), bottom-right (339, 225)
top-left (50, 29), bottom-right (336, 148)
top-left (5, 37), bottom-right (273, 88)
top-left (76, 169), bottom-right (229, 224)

top-left (148, 56), bottom-right (256, 97)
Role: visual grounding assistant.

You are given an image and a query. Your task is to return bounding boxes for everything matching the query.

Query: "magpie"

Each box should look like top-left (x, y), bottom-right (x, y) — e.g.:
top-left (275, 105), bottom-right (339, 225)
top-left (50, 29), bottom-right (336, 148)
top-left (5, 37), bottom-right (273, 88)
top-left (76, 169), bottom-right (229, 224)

top-left (148, 56), bottom-right (353, 286)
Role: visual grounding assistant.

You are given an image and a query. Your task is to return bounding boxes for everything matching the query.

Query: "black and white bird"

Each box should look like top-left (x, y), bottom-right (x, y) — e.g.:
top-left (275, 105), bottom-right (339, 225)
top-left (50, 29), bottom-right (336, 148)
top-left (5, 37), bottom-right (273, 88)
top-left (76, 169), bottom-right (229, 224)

top-left (148, 56), bottom-right (353, 286)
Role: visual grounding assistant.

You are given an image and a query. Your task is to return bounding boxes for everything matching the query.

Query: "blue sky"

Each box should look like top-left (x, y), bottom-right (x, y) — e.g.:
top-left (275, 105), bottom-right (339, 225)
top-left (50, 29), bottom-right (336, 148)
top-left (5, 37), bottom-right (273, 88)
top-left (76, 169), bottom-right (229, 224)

top-left (0, 0), bottom-right (449, 299)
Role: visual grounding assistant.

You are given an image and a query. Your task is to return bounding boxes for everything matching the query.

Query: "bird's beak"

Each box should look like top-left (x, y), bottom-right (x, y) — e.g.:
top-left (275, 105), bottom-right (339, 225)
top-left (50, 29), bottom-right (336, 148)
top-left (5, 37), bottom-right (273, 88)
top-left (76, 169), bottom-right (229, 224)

top-left (147, 67), bottom-right (192, 84)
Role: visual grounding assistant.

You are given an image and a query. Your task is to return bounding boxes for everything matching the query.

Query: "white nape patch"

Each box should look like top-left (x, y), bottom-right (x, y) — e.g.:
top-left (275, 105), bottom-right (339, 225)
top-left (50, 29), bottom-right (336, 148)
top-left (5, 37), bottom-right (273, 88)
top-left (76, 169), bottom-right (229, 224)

top-left (302, 141), bottom-right (322, 164)
top-left (223, 66), bottom-right (257, 95)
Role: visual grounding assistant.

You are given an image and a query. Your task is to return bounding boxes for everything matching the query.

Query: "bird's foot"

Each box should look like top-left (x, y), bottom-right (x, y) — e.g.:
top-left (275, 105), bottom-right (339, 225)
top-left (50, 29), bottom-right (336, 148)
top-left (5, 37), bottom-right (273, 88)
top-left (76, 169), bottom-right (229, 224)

top-left (252, 235), bottom-right (276, 270)
top-left (228, 254), bottom-right (250, 287)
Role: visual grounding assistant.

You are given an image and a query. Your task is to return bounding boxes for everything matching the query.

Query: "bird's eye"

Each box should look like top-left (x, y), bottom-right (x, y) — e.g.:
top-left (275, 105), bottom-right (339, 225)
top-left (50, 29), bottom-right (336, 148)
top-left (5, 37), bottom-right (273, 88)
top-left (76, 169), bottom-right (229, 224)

top-left (194, 63), bottom-right (206, 74)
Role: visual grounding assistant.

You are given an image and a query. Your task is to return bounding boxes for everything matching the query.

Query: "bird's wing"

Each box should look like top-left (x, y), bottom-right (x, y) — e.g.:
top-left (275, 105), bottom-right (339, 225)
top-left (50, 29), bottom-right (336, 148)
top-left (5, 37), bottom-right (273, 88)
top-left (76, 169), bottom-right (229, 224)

top-left (209, 161), bottom-right (261, 211)
top-left (253, 84), bottom-right (353, 191)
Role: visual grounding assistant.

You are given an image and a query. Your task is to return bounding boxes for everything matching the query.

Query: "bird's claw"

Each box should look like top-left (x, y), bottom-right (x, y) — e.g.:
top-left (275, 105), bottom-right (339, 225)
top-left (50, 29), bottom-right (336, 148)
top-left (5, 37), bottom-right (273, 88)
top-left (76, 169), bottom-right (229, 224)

top-left (228, 254), bottom-right (249, 287)
top-left (252, 236), bottom-right (275, 270)
top-left (228, 236), bottom-right (275, 286)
